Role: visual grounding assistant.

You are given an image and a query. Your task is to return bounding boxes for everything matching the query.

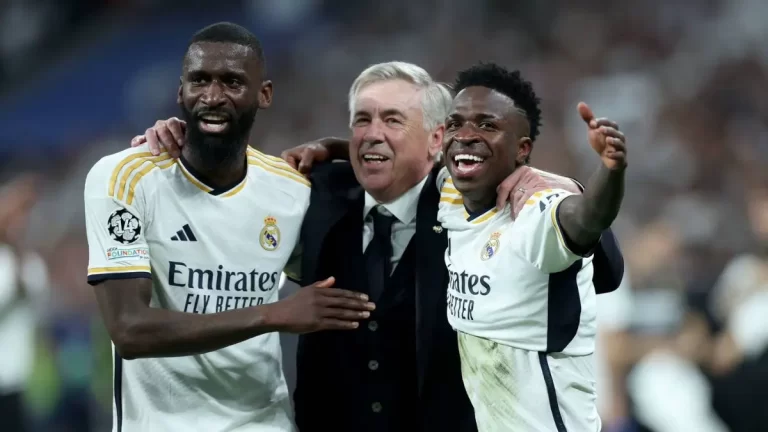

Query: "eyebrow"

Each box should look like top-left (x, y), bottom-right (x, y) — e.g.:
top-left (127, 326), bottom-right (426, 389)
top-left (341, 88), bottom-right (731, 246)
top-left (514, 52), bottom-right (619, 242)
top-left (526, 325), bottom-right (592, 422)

top-left (353, 108), bottom-right (407, 118)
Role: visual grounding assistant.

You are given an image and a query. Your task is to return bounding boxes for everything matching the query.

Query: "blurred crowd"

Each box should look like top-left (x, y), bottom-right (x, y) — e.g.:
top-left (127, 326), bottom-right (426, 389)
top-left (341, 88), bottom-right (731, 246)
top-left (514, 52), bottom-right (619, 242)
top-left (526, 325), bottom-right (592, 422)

top-left (0, 0), bottom-right (766, 431)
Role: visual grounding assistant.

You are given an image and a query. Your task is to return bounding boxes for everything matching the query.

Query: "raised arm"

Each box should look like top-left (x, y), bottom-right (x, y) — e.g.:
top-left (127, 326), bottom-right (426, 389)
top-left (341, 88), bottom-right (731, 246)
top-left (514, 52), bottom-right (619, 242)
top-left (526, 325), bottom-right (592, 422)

top-left (557, 103), bottom-right (627, 252)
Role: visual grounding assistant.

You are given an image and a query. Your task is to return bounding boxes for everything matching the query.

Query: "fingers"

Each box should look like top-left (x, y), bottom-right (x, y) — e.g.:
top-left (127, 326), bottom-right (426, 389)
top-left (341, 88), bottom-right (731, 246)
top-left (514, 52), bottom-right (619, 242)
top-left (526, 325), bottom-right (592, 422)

top-left (315, 276), bottom-right (335, 288)
top-left (281, 151), bottom-right (299, 169)
top-left (594, 118), bottom-right (619, 130)
top-left (297, 147), bottom-right (314, 174)
top-left (599, 126), bottom-right (625, 143)
top-left (131, 135), bottom-right (147, 147)
top-left (167, 118), bottom-right (186, 148)
top-left (322, 294), bottom-right (376, 311)
top-left (320, 319), bottom-right (360, 330)
top-left (145, 128), bottom-right (161, 156)
top-left (323, 307), bottom-right (371, 320)
top-left (495, 166), bottom-right (532, 210)
top-left (154, 120), bottom-right (182, 158)
top-left (578, 102), bottom-right (595, 126)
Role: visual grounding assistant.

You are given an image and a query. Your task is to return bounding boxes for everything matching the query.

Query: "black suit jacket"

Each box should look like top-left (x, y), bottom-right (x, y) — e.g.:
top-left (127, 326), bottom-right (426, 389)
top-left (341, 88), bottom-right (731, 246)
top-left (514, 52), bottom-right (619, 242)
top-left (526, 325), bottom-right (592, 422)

top-left (293, 162), bottom-right (476, 432)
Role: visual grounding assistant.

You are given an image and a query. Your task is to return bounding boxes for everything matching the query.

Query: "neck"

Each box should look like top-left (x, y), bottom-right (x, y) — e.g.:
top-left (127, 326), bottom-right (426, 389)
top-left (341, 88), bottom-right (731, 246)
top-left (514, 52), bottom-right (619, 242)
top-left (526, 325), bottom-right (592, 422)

top-left (463, 192), bottom-right (497, 214)
top-left (181, 140), bottom-right (248, 188)
top-left (367, 164), bottom-right (432, 203)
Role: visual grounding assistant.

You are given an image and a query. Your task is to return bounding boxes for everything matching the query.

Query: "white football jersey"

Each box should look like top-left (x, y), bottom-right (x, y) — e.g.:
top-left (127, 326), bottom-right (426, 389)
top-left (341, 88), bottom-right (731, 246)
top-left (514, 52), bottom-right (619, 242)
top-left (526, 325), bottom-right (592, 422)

top-left (437, 167), bottom-right (599, 432)
top-left (84, 144), bottom-right (310, 432)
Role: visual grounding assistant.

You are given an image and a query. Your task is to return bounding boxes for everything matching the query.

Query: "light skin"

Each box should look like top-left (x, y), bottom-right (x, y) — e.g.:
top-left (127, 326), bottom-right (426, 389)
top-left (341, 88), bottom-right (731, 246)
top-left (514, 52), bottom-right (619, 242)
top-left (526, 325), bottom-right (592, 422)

top-left (97, 41), bottom-right (374, 361)
top-left (349, 79), bottom-right (443, 202)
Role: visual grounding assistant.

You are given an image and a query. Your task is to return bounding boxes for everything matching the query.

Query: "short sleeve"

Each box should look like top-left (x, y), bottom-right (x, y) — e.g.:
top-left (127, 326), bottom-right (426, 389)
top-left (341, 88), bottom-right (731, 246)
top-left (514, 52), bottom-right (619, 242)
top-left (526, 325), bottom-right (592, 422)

top-left (511, 188), bottom-right (584, 273)
top-left (84, 158), bottom-right (152, 285)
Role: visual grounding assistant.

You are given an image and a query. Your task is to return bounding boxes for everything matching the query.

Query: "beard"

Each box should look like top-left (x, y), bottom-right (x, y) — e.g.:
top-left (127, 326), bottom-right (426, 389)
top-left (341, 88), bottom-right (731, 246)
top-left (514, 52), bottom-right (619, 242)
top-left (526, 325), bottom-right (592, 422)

top-left (180, 103), bottom-right (259, 164)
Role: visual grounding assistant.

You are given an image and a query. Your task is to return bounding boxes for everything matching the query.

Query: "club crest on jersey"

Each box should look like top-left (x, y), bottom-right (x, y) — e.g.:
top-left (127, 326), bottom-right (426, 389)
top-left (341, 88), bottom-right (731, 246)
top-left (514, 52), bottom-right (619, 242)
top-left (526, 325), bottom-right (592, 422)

top-left (480, 231), bottom-right (501, 261)
top-left (107, 208), bottom-right (142, 245)
top-left (260, 216), bottom-right (281, 251)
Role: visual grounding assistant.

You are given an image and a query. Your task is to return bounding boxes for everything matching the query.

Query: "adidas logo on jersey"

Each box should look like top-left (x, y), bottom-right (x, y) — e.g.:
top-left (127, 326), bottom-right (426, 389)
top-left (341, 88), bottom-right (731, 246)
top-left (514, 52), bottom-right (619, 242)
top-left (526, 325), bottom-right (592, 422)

top-left (171, 224), bottom-right (197, 242)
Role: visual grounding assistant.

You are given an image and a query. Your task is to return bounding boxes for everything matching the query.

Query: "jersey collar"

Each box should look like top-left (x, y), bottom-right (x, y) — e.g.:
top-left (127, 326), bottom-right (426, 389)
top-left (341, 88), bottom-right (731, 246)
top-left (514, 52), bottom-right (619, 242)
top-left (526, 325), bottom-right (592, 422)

top-left (178, 154), bottom-right (248, 197)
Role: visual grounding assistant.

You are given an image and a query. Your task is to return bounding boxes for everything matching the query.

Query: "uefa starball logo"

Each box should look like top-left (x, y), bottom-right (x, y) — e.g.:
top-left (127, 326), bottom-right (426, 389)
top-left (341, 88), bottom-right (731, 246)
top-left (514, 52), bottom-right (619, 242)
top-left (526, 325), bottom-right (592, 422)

top-left (107, 208), bottom-right (142, 245)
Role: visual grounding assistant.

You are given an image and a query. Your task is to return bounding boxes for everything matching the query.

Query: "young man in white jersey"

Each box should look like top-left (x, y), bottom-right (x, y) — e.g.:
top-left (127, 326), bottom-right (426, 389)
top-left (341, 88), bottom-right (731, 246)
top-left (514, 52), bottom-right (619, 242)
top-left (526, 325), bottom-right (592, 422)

top-left (435, 63), bottom-right (627, 432)
top-left (84, 23), bottom-right (374, 432)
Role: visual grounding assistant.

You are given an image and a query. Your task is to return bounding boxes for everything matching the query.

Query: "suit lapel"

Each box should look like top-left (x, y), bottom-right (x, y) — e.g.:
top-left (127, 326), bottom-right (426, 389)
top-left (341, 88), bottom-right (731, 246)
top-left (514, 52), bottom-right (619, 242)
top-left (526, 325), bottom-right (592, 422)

top-left (413, 166), bottom-right (448, 393)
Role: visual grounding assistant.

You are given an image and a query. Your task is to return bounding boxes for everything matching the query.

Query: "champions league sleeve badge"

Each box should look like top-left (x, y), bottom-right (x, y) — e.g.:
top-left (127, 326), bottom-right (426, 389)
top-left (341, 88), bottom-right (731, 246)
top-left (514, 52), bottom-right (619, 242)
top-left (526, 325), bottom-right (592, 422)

top-left (259, 216), bottom-right (281, 251)
top-left (481, 231), bottom-right (501, 261)
top-left (107, 208), bottom-right (142, 245)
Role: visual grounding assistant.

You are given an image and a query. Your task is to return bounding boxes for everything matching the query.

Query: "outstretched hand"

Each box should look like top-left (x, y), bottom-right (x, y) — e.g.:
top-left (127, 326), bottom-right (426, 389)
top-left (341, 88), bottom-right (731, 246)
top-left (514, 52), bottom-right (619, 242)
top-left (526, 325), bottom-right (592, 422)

top-left (578, 102), bottom-right (627, 171)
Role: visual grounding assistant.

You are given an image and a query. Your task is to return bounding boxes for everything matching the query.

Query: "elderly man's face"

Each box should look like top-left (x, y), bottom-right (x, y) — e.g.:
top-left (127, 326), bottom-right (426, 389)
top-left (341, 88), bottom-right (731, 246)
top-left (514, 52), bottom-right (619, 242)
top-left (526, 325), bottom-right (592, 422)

top-left (350, 79), bottom-right (441, 202)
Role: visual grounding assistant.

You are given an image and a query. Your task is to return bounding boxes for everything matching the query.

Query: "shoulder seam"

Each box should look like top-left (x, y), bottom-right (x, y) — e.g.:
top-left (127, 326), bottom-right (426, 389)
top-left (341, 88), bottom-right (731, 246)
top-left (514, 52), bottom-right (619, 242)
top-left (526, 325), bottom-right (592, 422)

top-left (108, 152), bottom-right (174, 204)
top-left (246, 148), bottom-right (311, 187)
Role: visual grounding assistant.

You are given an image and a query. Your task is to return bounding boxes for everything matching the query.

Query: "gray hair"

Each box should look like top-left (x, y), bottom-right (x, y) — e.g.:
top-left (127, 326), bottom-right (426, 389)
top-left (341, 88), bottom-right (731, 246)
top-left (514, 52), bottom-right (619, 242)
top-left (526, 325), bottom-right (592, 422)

top-left (348, 61), bottom-right (453, 132)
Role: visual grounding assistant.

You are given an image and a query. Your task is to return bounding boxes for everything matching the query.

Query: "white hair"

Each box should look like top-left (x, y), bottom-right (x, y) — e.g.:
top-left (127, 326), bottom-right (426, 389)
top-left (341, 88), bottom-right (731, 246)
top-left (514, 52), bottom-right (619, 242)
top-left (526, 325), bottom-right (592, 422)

top-left (348, 61), bottom-right (453, 132)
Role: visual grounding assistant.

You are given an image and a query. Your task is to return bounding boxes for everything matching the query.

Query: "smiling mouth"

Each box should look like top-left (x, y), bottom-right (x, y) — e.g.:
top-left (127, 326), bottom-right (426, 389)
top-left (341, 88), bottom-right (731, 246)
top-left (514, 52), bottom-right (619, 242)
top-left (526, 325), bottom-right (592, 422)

top-left (362, 154), bottom-right (390, 165)
top-left (451, 153), bottom-right (487, 176)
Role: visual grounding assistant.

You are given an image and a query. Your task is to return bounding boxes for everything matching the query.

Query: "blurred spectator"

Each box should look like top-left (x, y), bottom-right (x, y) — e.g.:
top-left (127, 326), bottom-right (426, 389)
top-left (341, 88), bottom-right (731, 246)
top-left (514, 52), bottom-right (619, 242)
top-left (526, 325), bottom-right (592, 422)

top-left (0, 173), bottom-right (50, 432)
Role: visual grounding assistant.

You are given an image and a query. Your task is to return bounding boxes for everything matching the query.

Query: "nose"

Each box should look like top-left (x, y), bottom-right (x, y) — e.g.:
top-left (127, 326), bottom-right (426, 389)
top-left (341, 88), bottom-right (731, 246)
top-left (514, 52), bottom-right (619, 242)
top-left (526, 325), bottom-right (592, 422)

top-left (201, 81), bottom-right (226, 108)
top-left (453, 127), bottom-right (481, 146)
top-left (362, 118), bottom-right (386, 145)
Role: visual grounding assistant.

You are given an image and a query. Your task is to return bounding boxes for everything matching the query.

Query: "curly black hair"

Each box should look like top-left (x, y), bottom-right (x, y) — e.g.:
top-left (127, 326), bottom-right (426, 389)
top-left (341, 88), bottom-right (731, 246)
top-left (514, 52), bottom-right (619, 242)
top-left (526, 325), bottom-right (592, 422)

top-left (453, 62), bottom-right (542, 142)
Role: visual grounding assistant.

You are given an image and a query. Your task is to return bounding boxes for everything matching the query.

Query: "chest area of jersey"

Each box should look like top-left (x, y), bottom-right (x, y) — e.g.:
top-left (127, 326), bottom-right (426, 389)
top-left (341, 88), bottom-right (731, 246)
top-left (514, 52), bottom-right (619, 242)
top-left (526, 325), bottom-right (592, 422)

top-left (145, 197), bottom-right (299, 285)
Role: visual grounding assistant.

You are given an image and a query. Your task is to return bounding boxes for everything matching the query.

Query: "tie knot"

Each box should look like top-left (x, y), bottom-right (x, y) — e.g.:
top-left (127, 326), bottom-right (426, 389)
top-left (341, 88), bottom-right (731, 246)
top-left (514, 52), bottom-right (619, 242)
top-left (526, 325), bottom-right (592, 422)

top-left (371, 205), bottom-right (395, 236)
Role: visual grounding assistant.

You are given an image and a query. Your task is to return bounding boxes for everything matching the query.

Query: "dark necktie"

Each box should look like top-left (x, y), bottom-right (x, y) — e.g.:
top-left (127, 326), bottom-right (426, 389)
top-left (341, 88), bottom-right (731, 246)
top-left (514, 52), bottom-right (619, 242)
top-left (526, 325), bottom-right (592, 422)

top-left (364, 206), bottom-right (395, 301)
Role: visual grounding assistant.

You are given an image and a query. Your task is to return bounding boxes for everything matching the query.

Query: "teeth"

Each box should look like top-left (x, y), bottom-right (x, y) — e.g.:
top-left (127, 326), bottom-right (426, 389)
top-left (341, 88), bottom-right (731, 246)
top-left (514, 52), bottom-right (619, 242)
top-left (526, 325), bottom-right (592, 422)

top-left (201, 115), bottom-right (227, 122)
top-left (363, 154), bottom-right (388, 161)
top-left (453, 154), bottom-right (485, 163)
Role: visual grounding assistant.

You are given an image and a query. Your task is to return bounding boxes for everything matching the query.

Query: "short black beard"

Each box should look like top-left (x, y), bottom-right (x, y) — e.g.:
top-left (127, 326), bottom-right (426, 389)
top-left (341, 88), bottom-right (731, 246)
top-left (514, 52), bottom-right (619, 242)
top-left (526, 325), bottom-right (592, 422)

top-left (180, 104), bottom-right (258, 166)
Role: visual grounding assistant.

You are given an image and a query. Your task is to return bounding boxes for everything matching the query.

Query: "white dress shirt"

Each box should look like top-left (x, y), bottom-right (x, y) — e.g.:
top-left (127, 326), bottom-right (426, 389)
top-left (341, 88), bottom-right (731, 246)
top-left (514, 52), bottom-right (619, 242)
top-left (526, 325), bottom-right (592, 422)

top-left (283, 175), bottom-right (429, 282)
top-left (362, 175), bottom-right (428, 273)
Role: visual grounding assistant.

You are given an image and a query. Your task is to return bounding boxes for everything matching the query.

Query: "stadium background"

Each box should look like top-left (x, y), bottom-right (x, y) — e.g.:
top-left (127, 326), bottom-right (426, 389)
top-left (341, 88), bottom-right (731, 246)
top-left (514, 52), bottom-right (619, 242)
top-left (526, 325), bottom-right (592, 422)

top-left (0, 0), bottom-right (766, 431)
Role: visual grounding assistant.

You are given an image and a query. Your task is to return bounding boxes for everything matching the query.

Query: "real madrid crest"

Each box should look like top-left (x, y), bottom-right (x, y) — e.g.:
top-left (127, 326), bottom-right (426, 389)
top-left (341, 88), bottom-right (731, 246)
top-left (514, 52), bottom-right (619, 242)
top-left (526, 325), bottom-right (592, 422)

top-left (260, 216), bottom-right (281, 251)
top-left (481, 231), bottom-right (501, 261)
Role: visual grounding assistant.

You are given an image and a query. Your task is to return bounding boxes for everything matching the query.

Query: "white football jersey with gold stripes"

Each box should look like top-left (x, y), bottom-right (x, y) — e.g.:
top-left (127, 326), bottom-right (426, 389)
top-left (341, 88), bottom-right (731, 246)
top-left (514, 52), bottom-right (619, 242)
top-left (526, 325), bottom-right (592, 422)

top-left (84, 143), bottom-right (309, 432)
top-left (436, 167), bottom-right (600, 432)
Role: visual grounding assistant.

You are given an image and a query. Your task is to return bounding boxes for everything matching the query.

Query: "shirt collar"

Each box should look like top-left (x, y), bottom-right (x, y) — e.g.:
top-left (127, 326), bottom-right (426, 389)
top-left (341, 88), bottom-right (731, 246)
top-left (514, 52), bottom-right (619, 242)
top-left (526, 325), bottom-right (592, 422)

top-left (363, 175), bottom-right (429, 223)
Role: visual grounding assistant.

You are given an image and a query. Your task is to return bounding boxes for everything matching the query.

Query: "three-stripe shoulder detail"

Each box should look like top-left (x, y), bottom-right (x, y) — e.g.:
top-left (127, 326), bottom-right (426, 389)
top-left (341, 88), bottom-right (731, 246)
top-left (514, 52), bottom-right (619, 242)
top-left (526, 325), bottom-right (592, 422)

top-left (246, 148), bottom-right (311, 187)
top-left (108, 152), bottom-right (174, 204)
top-left (439, 177), bottom-right (463, 205)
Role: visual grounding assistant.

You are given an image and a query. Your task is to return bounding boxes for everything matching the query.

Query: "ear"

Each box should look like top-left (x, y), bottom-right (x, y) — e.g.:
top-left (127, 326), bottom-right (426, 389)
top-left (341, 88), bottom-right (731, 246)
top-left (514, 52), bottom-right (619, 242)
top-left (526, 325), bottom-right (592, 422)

top-left (259, 80), bottom-right (273, 109)
top-left (177, 77), bottom-right (183, 105)
top-left (516, 137), bottom-right (532, 165)
top-left (428, 124), bottom-right (445, 159)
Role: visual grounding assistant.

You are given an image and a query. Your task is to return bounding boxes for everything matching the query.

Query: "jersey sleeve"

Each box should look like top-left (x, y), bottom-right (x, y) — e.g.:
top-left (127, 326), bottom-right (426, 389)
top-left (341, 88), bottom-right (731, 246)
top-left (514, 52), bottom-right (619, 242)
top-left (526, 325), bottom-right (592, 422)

top-left (510, 188), bottom-right (587, 273)
top-left (84, 157), bottom-right (152, 285)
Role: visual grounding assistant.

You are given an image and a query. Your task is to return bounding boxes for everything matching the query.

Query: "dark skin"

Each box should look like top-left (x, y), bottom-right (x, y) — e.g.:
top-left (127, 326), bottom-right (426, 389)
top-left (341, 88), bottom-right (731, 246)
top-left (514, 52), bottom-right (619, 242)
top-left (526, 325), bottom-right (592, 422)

top-left (96, 42), bottom-right (375, 360)
top-left (445, 86), bottom-right (627, 250)
top-left (177, 42), bottom-right (272, 188)
top-left (444, 86), bottom-right (531, 212)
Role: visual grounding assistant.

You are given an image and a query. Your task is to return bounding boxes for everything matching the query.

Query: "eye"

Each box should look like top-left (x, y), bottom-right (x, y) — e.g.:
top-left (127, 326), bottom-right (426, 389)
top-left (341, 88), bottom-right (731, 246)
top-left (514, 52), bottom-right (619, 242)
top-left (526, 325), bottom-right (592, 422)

top-left (385, 117), bottom-right (402, 125)
top-left (353, 117), bottom-right (370, 126)
top-left (225, 78), bottom-right (242, 87)
top-left (479, 122), bottom-right (496, 130)
top-left (446, 119), bottom-right (461, 130)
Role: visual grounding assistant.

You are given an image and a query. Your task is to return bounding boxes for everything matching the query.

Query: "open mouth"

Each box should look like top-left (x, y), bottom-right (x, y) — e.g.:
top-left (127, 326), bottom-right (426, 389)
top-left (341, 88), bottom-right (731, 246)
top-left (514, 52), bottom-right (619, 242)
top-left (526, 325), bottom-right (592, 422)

top-left (198, 113), bottom-right (231, 134)
top-left (451, 153), bottom-right (487, 177)
top-left (361, 153), bottom-right (390, 166)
